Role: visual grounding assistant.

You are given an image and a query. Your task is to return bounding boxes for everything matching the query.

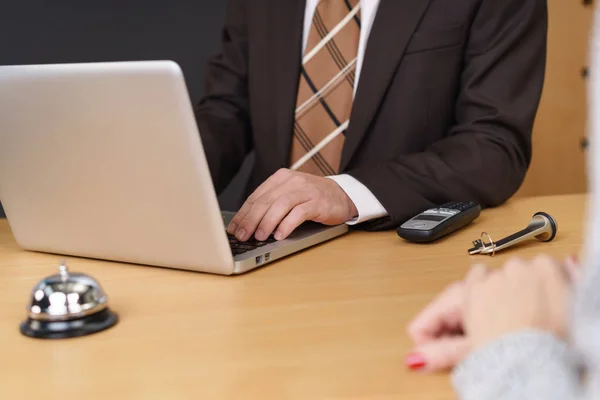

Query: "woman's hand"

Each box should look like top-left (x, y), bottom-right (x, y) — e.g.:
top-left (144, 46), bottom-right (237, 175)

top-left (464, 255), bottom-right (573, 350)
top-left (405, 265), bottom-right (490, 372)
top-left (406, 255), bottom-right (579, 373)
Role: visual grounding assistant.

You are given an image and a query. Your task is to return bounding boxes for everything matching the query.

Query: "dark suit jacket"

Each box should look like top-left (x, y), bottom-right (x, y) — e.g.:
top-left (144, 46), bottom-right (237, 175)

top-left (195, 0), bottom-right (547, 230)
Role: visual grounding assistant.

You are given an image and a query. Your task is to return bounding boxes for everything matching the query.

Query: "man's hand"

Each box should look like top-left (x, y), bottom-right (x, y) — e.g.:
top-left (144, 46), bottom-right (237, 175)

top-left (226, 169), bottom-right (358, 242)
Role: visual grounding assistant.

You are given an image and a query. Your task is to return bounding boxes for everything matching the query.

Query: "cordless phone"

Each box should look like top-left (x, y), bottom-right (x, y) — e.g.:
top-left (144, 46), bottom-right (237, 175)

top-left (397, 202), bottom-right (481, 243)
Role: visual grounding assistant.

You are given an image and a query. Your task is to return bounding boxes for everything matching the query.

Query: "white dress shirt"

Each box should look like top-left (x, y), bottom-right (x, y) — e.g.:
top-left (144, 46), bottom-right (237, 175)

top-left (301, 0), bottom-right (387, 225)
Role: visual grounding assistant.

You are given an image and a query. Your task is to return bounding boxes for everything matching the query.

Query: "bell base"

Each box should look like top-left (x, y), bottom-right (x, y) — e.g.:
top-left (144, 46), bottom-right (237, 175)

top-left (20, 308), bottom-right (119, 339)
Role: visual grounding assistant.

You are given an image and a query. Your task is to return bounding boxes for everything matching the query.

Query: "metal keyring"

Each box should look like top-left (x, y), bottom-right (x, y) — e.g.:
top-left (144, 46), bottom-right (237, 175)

top-left (479, 232), bottom-right (496, 256)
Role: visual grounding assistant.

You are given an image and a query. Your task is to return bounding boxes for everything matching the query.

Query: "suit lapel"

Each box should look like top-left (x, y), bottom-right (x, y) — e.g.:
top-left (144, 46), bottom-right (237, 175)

top-left (269, 0), bottom-right (307, 169)
top-left (340, 0), bottom-right (433, 171)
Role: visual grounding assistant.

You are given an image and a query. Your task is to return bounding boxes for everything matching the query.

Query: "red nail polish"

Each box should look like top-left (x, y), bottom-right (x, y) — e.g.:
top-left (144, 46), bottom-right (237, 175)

top-left (405, 353), bottom-right (427, 370)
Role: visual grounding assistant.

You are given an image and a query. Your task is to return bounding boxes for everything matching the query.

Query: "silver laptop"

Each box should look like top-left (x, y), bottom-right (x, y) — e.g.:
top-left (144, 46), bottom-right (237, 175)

top-left (0, 61), bottom-right (348, 275)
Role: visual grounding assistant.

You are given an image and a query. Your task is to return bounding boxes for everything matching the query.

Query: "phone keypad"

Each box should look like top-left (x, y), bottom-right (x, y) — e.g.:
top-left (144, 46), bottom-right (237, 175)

top-left (439, 201), bottom-right (476, 212)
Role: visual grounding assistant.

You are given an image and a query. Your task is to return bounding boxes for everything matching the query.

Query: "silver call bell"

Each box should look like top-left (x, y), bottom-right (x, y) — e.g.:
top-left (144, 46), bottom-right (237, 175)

top-left (20, 261), bottom-right (118, 339)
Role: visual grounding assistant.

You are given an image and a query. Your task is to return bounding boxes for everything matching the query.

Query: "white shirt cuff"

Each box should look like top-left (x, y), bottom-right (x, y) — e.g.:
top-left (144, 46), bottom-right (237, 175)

top-left (327, 174), bottom-right (389, 225)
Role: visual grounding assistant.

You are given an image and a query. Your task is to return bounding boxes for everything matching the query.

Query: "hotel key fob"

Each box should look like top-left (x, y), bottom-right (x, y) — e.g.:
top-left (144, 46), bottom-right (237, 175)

top-left (397, 202), bottom-right (481, 243)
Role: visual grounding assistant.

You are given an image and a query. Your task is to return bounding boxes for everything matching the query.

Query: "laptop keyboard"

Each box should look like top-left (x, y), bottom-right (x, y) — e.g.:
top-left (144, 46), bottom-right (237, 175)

top-left (228, 233), bottom-right (277, 256)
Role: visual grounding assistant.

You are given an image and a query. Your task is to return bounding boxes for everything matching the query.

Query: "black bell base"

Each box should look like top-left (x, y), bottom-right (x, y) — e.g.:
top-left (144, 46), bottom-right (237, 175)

top-left (20, 308), bottom-right (119, 339)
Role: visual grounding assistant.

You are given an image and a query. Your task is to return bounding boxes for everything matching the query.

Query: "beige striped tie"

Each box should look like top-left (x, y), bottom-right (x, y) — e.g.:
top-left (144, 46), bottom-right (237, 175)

top-left (290, 0), bottom-right (361, 176)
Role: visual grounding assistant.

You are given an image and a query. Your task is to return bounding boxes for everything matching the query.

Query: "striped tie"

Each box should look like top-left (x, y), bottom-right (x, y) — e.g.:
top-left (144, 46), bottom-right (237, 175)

top-left (290, 0), bottom-right (361, 176)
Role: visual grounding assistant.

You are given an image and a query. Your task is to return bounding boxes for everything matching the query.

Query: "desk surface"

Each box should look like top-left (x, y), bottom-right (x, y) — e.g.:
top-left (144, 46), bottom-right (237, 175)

top-left (0, 194), bottom-right (585, 400)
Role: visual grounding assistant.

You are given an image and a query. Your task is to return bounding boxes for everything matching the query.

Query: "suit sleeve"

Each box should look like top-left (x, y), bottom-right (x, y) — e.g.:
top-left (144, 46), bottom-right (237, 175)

top-left (347, 0), bottom-right (548, 230)
top-left (194, 0), bottom-right (253, 194)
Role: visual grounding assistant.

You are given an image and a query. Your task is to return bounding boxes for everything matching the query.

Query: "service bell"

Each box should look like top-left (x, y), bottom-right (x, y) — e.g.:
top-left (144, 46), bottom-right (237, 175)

top-left (20, 260), bottom-right (118, 339)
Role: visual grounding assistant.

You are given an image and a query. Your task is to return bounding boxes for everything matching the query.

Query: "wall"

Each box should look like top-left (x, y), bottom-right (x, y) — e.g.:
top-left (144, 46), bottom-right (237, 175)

top-left (0, 1), bottom-right (251, 219)
top-left (517, 0), bottom-right (594, 197)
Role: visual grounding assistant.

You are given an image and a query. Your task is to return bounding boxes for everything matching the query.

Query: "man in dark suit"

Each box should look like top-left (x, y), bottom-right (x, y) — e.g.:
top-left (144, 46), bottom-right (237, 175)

top-left (196, 0), bottom-right (547, 242)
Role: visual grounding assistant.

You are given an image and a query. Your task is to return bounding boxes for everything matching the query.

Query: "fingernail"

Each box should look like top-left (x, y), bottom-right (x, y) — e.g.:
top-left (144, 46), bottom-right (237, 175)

top-left (236, 229), bottom-right (247, 241)
top-left (255, 229), bottom-right (265, 241)
top-left (274, 231), bottom-right (284, 241)
top-left (569, 254), bottom-right (579, 264)
top-left (228, 223), bottom-right (236, 234)
top-left (405, 353), bottom-right (427, 371)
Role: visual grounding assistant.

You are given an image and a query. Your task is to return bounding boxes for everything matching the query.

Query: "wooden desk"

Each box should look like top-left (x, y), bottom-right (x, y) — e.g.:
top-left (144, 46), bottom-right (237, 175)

top-left (0, 194), bottom-right (585, 400)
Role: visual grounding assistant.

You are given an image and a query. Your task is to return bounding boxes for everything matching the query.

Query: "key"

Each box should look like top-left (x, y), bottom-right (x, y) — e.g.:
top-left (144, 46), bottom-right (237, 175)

top-left (468, 212), bottom-right (558, 256)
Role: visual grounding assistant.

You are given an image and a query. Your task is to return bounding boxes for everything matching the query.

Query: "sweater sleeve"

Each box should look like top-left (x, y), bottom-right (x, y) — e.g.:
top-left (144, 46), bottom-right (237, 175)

top-left (451, 330), bottom-right (582, 400)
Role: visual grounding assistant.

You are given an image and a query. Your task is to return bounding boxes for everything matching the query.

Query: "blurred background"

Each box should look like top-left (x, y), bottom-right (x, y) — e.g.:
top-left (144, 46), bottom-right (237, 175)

top-left (0, 0), bottom-right (593, 219)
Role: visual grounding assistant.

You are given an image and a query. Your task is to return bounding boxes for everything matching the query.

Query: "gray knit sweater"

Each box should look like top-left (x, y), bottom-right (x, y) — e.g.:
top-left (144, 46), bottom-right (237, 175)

top-left (451, 10), bottom-right (600, 398)
top-left (451, 265), bottom-right (600, 400)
